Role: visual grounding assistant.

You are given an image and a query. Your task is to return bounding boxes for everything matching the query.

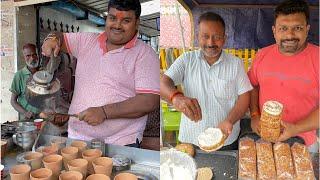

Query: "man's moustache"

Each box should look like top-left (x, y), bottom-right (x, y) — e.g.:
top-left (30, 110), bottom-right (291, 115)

top-left (281, 39), bottom-right (299, 43)
top-left (204, 45), bottom-right (218, 49)
top-left (111, 28), bottom-right (124, 32)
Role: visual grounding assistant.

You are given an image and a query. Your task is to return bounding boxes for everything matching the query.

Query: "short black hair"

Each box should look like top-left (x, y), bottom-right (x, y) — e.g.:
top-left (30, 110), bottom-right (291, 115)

top-left (275, 0), bottom-right (310, 24)
top-left (108, 0), bottom-right (141, 18)
top-left (198, 12), bottom-right (225, 31)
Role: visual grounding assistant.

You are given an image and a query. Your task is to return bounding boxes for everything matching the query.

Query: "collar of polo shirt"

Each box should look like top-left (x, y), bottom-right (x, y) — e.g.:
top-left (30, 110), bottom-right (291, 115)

top-left (97, 32), bottom-right (138, 54)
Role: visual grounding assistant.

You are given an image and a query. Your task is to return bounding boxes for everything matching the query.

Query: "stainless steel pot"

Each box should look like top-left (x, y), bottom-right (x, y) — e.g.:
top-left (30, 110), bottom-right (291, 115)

top-left (12, 125), bottom-right (37, 151)
top-left (25, 77), bottom-right (61, 111)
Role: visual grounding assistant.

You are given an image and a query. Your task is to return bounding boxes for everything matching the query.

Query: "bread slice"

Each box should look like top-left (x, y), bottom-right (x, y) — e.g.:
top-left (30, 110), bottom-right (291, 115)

top-left (197, 167), bottom-right (213, 180)
top-left (291, 143), bottom-right (315, 180)
top-left (175, 143), bottom-right (195, 157)
top-left (273, 142), bottom-right (294, 180)
top-left (198, 128), bottom-right (226, 152)
top-left (238, 137), bottom-right (257, 180)
top-left (256, 140), bottom-right (276, 179)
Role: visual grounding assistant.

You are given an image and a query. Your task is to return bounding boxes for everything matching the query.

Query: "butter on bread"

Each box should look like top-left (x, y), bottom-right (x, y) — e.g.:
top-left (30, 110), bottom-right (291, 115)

top-left (198, 128), bottom-right (226, 152)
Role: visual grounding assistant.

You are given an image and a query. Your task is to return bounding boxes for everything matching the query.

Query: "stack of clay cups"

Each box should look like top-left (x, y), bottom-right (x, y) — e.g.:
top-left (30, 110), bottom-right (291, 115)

top-left (23, 151), bottom-right (43, 170)
top-left (59, 170), bottom-right (83, 180)
top-left (82, 149), bottom-right (102, 175)
top-left (61, 146), bottom-right (79, 170)
top-left (71, 140), bottom-right (87, 158)
top-left (67, 158), bottom-right (89, 179)
top-left (51, 138), bottom-right (67, 154)
top-left (92, 157), bottom-right (113, 177)
top-left (42, 154), bottom-right (63, 179)
top-left (260, 101), bottom-right (283, 142)
top-left (114, 172), bottom-right (138, 180)
top-left (30, 168), bottom-right (53, 180)
top-left (10, 164), bottom-right (31, 180)
top-left (40, 145), bottom-right (59, 156)
top-left (86, 174), bottom-right (110, 180)
top-left (10, 139), bottom-right (121, 180)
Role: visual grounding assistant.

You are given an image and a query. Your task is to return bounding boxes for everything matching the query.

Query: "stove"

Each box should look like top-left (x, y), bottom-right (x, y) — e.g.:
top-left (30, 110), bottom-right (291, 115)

top-left (1, 121), bottom-right (16, 139)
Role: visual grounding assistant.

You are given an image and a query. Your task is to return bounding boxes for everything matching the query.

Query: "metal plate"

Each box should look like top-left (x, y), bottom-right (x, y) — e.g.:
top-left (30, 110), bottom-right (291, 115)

top-left (26, 78), bottom-right (60, 95)
top-left (119, 170), bottom-right (158, 180)
top-left (194, 150), bottom-right (237, 180)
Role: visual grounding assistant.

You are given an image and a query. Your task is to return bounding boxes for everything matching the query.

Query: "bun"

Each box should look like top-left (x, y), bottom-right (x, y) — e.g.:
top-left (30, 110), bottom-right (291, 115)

top-left (175, 143), bottom-right (195, 157)
top-left (198, 128), bottom-right (226, 152)
top-left (197, 167), bottom-right (213, 180)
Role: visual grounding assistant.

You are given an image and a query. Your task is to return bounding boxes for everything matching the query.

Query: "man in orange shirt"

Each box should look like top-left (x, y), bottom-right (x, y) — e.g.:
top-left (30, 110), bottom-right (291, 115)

top-left (248, 0), bottom-right (319, 152)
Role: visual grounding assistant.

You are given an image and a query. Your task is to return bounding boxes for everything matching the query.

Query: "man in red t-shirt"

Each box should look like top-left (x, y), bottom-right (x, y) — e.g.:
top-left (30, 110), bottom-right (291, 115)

top-left (248, 0), bottom-right (319, 152)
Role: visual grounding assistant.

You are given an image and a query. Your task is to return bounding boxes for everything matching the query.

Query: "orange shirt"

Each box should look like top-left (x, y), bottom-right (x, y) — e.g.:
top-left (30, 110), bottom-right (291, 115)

top-left (248, 43), bottom-right (319, 146)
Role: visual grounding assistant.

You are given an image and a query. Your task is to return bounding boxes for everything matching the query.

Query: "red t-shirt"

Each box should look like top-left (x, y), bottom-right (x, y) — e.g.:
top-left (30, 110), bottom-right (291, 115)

top-left (248, 43), bottom-right (319, 146)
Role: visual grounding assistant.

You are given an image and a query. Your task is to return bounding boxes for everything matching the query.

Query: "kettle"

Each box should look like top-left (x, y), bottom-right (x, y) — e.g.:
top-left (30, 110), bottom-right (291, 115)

top-left (12, 124), bottom-right (37, 151)
top-left (25, 53), bottom-right (61, 111)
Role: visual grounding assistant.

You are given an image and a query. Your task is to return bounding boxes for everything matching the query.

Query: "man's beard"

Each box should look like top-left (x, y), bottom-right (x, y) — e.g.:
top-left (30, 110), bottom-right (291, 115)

top-left (26, 60), bottom-right (39, 68)
top-left (279, 38), bottom-right (300, 53)
top-left (201, 45), bottom-right (221, 58)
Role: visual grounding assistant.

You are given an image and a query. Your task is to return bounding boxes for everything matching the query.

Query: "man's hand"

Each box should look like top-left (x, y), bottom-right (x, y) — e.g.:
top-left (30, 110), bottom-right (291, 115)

top-left (24, 111), bottom-right (34, 120)
top-left (41, 37), bottom-right (61, 57)
top-left (39, 112), bottom-right (49, 119)
top-left (217, 119), bottom-right (233, 136)
top-left (277, 121), bottom-right (297, 142)
top-left (172, 95), bottom-right (202, 122)
top-left (78, 107), bottom-right (106, 126)
top-left (52, 114), bottom-right (69, 127)
top-left (250, 115), bottom-right (261, 135)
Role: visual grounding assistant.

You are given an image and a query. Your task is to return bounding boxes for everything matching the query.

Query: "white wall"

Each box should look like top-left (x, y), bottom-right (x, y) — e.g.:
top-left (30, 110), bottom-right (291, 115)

top-left (1, 0), bottom-right (19, 123)
top-left (1, 4), bottom-right (38, 123)
top-left (16, 5), bottom-right (37, 70)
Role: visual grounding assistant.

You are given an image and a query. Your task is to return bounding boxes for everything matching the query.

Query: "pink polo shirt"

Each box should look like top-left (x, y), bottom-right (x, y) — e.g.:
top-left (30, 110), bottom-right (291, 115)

top-left (248, 43), bottom-right (319, 146)
top-left (63, 32), bottom-right (160, 145)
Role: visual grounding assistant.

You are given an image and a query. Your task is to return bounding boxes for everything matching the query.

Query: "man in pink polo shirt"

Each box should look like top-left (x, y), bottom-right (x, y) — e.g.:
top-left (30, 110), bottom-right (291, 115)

top-left (41, 0), bottom-right (159, 147)
top-left (248, 0), bottom-right (319, 152)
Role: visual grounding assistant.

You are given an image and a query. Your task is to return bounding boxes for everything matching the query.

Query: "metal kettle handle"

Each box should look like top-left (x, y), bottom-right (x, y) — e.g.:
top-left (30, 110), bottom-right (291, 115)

top-left (12, 133), bottom-right (19, 145)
